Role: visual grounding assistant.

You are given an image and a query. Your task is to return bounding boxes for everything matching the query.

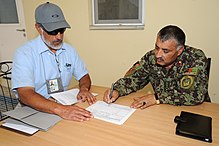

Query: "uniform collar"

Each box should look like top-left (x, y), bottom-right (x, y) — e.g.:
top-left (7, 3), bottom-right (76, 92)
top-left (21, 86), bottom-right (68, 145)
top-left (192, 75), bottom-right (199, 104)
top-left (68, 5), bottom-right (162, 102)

top-left (174, 45), bottom-right (189, 67)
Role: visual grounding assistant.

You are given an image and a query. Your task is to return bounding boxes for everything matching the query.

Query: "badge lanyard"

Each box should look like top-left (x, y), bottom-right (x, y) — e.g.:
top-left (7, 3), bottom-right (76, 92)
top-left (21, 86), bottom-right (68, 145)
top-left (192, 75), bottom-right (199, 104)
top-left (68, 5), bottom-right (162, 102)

top-left (41, 53), bottom-right (64, 94)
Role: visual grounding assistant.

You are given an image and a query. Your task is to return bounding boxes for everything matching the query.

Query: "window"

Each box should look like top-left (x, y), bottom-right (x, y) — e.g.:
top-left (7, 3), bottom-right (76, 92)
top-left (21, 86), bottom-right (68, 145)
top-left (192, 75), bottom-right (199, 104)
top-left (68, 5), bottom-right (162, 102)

top-left (91, 0), bottom-right (145, 30)
top-left (0, 0), bottom-right (18, 24)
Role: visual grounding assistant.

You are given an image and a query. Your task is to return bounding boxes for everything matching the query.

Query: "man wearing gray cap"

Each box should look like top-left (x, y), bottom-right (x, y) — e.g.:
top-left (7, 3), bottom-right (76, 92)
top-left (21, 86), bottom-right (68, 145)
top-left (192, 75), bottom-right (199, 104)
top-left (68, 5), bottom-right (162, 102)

top-left (12, 2), bottom-right (96, 122)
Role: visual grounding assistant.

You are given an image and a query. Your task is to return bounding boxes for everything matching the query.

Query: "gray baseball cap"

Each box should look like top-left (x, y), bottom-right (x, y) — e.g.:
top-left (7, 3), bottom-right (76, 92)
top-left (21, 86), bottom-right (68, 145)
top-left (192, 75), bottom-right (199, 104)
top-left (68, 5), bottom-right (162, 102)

top-left (35, 2), bottom-right (70, 31)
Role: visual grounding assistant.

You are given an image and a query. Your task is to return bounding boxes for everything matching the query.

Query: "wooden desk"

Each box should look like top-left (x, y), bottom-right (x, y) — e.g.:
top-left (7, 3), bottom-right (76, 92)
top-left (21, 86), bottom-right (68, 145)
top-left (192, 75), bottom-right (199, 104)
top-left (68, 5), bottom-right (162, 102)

top-left (0, 85), bottom-right (219, 146)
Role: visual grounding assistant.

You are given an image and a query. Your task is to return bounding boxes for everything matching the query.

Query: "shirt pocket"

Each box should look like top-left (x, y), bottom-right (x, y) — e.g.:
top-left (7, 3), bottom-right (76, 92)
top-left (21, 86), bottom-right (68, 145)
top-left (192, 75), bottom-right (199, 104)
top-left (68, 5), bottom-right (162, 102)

top-left (61, 64), bottom-right (73, 88)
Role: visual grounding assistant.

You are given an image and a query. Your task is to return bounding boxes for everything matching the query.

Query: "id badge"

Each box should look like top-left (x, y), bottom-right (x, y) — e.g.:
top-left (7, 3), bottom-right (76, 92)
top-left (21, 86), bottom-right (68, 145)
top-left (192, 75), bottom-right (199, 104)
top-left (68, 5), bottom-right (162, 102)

top-left (46, 77), bottom-right (64, 94)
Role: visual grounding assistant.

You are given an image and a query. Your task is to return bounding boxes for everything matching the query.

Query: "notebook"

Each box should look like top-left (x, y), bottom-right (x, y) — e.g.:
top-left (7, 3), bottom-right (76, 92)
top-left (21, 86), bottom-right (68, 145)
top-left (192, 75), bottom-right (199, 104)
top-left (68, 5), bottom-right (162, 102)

top-left (174, 111), bottom-right (212, 143)
top-left (2, 106), bottom-right (62, 132)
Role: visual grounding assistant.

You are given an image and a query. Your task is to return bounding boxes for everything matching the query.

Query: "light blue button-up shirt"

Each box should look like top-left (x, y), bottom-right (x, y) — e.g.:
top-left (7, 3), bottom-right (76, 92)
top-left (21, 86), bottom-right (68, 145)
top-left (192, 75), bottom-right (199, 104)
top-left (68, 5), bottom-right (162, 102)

top-left (12, 36), bottom-right (88, 99)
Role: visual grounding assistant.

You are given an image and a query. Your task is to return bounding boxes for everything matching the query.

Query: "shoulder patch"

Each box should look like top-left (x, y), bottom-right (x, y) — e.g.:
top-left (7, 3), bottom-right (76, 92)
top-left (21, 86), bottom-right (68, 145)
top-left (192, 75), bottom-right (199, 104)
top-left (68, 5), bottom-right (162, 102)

top-left (180, 75), bottom-right (194, 89)
top-left (124, 61), bottom-right (141, 77)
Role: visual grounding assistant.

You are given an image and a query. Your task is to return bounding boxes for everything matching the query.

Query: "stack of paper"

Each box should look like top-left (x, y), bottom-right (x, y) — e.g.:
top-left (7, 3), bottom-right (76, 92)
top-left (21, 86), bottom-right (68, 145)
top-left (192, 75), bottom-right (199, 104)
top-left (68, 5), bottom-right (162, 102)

top-left (2, 118), bottom-right (39, 135)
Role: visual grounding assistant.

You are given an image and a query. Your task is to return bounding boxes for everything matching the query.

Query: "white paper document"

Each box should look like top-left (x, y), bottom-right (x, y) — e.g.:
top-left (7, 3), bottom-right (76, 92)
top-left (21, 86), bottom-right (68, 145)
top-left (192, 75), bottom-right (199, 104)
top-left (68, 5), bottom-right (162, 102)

top-left (50, 88), bottom-right (98, 105)
top-left (2, 118), bottom-right (39, 135)
top-left (87, 101), bottom-right (136, 125)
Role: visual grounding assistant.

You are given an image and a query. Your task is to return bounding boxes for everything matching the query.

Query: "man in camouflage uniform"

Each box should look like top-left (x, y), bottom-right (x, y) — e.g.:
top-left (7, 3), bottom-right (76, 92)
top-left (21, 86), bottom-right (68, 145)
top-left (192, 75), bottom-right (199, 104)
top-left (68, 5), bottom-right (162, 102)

top-left (103, 25), bottom-right (210, 109)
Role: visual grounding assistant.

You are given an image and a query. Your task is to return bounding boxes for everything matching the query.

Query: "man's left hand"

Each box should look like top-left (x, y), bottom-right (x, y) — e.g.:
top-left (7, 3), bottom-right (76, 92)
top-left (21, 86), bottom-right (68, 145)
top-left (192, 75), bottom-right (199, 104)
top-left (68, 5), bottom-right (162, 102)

top-left (77, 89), bottom-right (96, 105)
top-left (130, 94), bottom-right (157, 109)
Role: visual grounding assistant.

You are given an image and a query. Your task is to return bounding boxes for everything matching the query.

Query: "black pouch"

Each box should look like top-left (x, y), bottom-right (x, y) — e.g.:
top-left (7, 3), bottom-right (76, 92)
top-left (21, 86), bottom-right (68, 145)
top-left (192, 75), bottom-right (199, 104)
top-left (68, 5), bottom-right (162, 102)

top-left (174, 111), bottom-right (212, 143)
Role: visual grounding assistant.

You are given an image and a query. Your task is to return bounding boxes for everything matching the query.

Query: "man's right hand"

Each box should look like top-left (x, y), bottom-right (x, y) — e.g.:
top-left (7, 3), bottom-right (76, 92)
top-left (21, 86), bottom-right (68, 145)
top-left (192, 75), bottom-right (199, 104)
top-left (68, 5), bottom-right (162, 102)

top-left (56, 105), bottom-right (93, 122)
top-left (103, 89), bottom-right (119, 104)
top-left (17, 87), bottom-right (93, 122)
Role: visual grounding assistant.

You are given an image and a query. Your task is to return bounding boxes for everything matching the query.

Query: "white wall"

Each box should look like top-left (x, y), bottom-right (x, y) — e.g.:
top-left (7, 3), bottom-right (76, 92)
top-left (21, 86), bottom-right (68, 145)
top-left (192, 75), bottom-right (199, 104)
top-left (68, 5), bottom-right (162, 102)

top-left (21, 0), bottom-right (219, 103)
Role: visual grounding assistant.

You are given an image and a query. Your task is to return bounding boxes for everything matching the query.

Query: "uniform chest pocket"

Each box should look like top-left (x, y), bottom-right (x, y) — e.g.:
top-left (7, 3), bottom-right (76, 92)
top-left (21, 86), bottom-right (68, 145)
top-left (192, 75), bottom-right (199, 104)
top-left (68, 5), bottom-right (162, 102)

top-left (164, 78), bottom-right (180, 91)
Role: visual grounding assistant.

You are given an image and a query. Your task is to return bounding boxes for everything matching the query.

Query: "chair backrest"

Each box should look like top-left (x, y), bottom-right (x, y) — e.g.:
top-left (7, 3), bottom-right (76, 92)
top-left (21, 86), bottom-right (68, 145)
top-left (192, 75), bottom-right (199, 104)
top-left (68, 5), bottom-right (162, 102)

top-left (206, 58), bottom-right (211, 79)
top-left (0, 61), bottom-right (18, 120)
top-left (204, 58), bottom-right (211, 102)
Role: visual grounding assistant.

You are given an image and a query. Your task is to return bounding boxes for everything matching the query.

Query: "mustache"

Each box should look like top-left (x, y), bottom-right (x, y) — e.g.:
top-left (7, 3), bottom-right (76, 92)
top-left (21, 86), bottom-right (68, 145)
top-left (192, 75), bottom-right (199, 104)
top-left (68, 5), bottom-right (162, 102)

top-left (53, 39), bottom-right (63, 43)
top-left (156, 57), bottom-right (164, 62)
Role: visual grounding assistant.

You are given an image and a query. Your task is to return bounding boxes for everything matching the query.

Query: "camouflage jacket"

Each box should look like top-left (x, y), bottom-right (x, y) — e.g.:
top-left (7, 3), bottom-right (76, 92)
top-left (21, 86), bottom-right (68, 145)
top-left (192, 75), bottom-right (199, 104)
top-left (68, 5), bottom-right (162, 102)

top-left (114, 46), bottom-right (209, 106)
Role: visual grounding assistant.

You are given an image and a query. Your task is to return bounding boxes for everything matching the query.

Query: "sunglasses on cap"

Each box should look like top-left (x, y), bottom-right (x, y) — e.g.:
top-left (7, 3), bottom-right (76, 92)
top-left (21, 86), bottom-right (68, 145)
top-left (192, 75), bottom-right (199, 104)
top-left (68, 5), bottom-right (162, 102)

top-left (40, 25), bottom-right (66, 35)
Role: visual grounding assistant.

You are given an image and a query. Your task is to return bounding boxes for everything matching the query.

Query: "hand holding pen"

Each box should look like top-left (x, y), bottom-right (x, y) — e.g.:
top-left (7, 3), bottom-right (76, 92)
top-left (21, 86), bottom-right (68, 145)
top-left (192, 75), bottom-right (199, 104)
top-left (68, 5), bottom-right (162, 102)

top-left (109, 83), bottom-right (114, 100)
top-left (103, 83), bottom-right (119, 104)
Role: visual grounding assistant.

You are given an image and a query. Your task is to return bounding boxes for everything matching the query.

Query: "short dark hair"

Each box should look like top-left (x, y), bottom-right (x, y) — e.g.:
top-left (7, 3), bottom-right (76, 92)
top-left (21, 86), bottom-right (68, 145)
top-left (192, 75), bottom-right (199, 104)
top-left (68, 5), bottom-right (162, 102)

top-left (157, 25), bottom-right (186, 47)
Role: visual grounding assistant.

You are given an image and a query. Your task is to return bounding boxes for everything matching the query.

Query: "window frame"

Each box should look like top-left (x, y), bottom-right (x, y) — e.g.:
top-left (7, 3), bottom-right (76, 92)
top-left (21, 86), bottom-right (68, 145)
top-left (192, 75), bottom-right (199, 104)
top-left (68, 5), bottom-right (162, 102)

top-left (90, 0), bottom-right (145, 30)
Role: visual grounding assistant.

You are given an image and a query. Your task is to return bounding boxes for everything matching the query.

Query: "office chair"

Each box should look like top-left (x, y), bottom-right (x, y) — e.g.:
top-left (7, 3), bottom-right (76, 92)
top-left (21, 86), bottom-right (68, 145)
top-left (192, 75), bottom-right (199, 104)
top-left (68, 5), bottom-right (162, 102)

top-left (0, 61), bottom-right (18, 120)
top-left (204, 58), bottom-right (211, 102)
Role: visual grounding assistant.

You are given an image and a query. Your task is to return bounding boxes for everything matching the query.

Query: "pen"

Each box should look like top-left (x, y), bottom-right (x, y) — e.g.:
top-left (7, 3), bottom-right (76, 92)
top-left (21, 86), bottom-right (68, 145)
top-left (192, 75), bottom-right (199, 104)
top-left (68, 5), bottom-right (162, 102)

top-left (109, 83), bottom-right (114, 100)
